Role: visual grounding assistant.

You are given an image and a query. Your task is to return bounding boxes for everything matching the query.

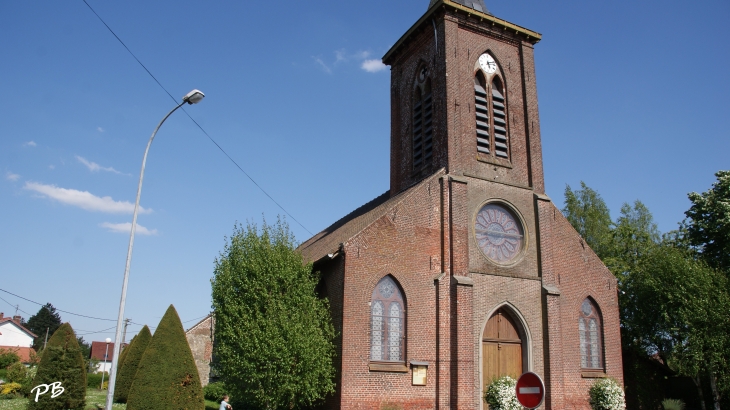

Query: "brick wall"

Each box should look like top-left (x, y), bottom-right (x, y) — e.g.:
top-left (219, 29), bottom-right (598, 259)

top-left (186, 315), bottom-right (214, 386)
top-left (537, 199), bottom-right (624, 409)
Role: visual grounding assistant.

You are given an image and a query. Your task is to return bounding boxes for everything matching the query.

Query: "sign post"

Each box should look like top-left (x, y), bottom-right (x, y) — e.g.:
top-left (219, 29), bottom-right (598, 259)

top-left (515, 372), bottom-right (545, 409)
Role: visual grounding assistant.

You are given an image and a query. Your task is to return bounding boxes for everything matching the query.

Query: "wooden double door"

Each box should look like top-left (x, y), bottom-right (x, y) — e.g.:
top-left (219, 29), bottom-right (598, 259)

top-left (482, 308), bottom-right (523, 388)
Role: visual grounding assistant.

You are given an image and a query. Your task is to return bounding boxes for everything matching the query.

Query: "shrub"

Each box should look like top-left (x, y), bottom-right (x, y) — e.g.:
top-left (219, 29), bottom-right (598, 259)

top-left (0, 382), bottom-right (22, 396)
top-left (0, 348), bottom-right (20, 369)
top-left (589, 378), bottom-right (626, 410)
top-left (204, 381), bottom-right (227, 401)
top-left (5, 362), bottom-right (27, 383)
top-left (28, 322), bottom-right (87, 410)
top-left (114, 325), bottom-right (152, 403)
top-left (484, 376), bottom-right (521, 410)
top-left (87, 372), bottom-right (108, 388)
top-left (126, 305), bottom-right (204, 409)
top-left (662, 399), bottom-right (686, 410)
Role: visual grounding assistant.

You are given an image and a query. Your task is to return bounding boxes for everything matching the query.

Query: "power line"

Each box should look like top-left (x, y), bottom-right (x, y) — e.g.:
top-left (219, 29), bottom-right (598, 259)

top-left (80, 0), bottom-right (314, 236)
top-left (0, 294), bottom-right (33, 316)
top-left (0, 288), bottom-right (116, 322)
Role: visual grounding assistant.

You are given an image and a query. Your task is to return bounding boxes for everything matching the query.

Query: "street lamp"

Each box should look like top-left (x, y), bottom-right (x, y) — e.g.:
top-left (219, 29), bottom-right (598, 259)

top-left (105, 89), bottom-right (205, 409)
top-left (100, 337), bottom-right (111, 389)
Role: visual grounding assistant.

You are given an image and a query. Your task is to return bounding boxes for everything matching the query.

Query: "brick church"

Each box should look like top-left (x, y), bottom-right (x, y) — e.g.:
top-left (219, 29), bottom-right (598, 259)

top-left (299, 1), bottom-right (624, 408)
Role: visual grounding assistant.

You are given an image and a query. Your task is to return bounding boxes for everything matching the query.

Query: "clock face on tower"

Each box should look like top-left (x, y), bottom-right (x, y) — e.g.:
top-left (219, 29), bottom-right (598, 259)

top-left (474, 203), bottom-right (524, 263)
top-left (478, 53), bottom-right (497, 74)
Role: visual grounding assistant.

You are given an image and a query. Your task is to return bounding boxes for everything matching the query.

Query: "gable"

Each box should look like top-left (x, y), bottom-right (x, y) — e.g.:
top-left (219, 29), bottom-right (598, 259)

top-left (299, 169), bottom-right (446, 263)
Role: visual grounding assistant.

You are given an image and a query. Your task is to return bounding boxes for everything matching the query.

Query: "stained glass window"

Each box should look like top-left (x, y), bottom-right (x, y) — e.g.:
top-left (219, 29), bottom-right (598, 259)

top-left (579, 298), bottom-right (603, 370)
top-left (370, 276), bottom-right (405, 362)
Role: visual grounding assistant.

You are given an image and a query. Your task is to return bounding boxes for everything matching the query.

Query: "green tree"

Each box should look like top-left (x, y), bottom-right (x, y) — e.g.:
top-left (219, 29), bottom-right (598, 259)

top-left (620, 242), bottom-right (730, 410)
top-left (114, 325), bottom-right (152, 403)
top-left (609, 200), bottom-right (660, 276)
top-left (563, 182), bottom-right (614, 259)
top-left (29, 323), bottom-right (86, 410)
top-left (24, 303), bottom-right (62, 351)
top-left (211, 220), bottom-right (336, 410)
top-left (126, 306), bottom-right (203, 410)
top-left (684, 170), bottom-right (730, 274)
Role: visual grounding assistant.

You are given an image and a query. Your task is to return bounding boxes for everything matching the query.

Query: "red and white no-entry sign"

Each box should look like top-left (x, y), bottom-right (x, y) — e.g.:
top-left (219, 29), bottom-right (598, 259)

top-left (515, 371), bottom-right (545, 409)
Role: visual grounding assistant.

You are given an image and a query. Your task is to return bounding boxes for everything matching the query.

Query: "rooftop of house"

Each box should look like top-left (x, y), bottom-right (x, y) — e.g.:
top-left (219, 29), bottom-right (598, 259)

top-left (0, 312), bottom-right (38, 338)
top-left (0, 346), bottom-right (37, 363)
top-left (89, 341), bottom-right (128, 361)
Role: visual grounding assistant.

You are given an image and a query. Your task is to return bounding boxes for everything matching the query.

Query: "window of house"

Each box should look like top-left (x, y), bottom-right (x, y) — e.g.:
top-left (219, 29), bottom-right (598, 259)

top-left (579, 298), bottom-right (603, 370)
top-left (413, 70), bottom-right (432, 171)
top-left (371, 275), bottom-right (405, 362)
top-left (474, 53), bottom-right (510, 161)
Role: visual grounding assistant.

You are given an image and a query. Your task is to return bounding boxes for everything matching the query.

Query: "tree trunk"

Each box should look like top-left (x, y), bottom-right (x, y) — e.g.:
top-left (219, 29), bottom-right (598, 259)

top-left (709, 370), bottom-right (721, 410)
top-left (694, 375), bottom-right (708, 410)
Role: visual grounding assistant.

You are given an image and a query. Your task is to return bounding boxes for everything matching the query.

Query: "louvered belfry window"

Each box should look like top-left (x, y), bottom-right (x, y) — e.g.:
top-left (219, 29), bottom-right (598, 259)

top-left (475, 74), bottom-right (490, 154)
top-left (370, 275), bottom-right (405, 362)
top-left (474, 54), bottom-right (510, 160)
top-left (579, 298), bottom-right (604, 369)
top-left (413, 73), bottom-right (433, 170)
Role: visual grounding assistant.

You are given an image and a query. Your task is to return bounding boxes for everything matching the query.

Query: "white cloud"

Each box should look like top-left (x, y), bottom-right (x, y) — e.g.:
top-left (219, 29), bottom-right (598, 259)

top-left (5, 172), bottom-right (20, 181)
top-left (313, 57), bottom-right (332, 74)
top-left (99, 222), bottom-right (158, 236)
top-left (334, 49), bottom-right (347, 64)
top-left (361, 59), bottom-right (387, 73)
top-left (24, 141), bottom-right (37, 147)
top-left (97, 127), bottom-right (105, 133)
top-left (76, 155), bottom-right (123, 175)
top-left (48, 165), bottom-right (55, 170)
top-left (24, 181), bottom-right (152, 214)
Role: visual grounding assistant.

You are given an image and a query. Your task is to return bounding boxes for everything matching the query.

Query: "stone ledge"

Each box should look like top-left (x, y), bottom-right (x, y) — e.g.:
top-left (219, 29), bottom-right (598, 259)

top-left (581, 370), bottom-right (608, 378)
top-left (452, 275), bottom-right (474, 286)
top-left (369, 362), bottom-right (409, 372)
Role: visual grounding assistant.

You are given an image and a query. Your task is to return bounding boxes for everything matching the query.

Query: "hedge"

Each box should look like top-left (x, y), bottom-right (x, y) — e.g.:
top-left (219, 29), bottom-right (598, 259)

top-left (114, 325), bottom-right (152, 403)
top-left (28, 323), bottom-right (86, 410)
top-left (126, 305), bottom-right (203, 409)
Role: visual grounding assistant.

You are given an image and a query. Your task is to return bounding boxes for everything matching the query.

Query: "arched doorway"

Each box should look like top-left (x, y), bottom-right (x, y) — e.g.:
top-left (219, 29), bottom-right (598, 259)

top-left (482, 308), bottom-right (524, 389)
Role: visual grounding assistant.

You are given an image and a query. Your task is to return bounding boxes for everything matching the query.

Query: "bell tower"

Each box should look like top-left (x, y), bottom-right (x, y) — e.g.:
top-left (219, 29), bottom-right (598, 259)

top-left (383, 0), bottom-right (544, 196)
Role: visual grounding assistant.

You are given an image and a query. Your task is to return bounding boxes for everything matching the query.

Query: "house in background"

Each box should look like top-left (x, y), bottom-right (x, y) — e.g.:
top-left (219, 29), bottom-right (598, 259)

top-left (185, 314), bottom-right (214, 386)
top-left (0, 312), bottom-right (37, 365)
top-left (89, 341), bottom-right (126, 373)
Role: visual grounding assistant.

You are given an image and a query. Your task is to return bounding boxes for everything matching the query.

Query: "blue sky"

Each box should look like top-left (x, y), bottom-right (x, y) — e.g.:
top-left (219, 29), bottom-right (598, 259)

top-left (1, 0), bottom-right (728, 342)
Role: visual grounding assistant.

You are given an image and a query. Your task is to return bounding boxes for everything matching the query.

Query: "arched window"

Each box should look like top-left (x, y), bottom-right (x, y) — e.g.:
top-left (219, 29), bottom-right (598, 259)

top-left (474, 53), bottom-right (510, 160)
top-left (579, 298), bottom-right (603, 369)
top-left (370, 276), bottom-right (405, 362)
top-left (413, 70), bottom-right (433, 170)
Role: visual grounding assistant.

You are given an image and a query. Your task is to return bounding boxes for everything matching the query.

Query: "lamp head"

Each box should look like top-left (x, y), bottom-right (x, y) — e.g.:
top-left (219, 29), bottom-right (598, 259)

top-left (182, 89), bottom-right (205, 105)
top-left (105, 338), bottom-right (112, 343)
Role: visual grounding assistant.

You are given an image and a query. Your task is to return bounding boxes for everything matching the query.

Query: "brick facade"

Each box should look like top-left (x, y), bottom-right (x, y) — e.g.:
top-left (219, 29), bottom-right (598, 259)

top-left (299, 1), bottom-right (623, 408)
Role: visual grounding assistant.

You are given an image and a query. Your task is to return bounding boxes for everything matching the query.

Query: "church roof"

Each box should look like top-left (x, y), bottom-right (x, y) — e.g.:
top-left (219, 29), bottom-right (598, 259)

top-left (430, 0), bottom-right (490, 14)
top-left (299, 170), bottom-right (445, 263)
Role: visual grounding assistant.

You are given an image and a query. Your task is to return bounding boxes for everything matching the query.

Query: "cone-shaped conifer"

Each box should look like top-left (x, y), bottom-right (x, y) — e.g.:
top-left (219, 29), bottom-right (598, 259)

top-left (28, 323), bottom-right (86, 410)
top-left (127, 305), bottom-right (203, 409)
top-left (114, 325), bottom-right (152, 403)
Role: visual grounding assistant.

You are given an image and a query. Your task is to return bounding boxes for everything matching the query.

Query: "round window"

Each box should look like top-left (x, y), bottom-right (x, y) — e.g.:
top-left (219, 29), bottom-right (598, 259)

top-left (474, 203), bottom-right (525, 264)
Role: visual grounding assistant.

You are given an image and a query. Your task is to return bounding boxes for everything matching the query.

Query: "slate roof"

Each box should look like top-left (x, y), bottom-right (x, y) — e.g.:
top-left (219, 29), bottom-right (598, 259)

top-left (429, 0), bottom-right (490, 14)
top-left (298, 170), bottom-right (445, 263)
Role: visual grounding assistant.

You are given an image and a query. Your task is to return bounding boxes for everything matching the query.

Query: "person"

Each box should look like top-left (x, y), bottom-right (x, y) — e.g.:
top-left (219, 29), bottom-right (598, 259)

top-left (219, 394), bottom-right (232, 410)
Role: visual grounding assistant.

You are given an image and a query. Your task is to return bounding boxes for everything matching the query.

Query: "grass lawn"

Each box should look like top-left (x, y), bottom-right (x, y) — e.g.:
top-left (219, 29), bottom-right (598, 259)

top-left (0, 388), bottom-right (220, 409)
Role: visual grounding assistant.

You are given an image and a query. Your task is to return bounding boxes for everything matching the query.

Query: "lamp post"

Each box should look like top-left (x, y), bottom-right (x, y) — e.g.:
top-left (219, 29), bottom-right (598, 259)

top-left (105, 89), bottom-right (205, 409)
top-left (100, 337), bottom-right (111, 389)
